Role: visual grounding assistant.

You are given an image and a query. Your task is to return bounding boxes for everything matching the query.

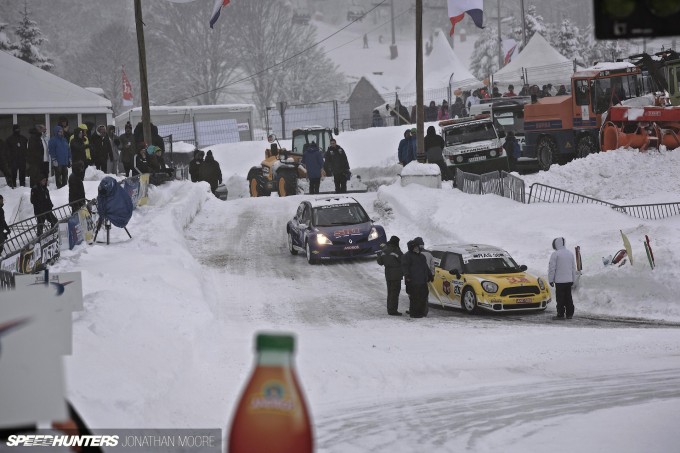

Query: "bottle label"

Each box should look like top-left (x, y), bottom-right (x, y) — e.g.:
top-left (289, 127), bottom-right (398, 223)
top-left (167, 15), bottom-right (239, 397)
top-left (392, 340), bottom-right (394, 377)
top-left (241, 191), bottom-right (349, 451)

top-left (248, 380), bottom-right (295, 414)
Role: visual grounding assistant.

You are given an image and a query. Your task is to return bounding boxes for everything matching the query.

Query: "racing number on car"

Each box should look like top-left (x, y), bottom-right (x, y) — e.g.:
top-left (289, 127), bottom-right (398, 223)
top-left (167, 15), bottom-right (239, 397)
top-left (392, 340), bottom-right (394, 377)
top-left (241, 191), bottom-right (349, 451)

top-left (453, 284), bottom-right (461, 295)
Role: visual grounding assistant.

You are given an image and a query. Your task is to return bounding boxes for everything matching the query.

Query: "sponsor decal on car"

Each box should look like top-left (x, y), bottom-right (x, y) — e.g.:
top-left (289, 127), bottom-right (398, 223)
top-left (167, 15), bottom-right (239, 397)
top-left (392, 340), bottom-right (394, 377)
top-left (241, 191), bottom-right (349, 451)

top-left (334, 228), bottom-right (361, 237)
top-left (344, 245), bottom-right (360, 250)
top-left (505, 276), bottom-right (530, 284)
top-left (515, 297), bottom-right (533, 304)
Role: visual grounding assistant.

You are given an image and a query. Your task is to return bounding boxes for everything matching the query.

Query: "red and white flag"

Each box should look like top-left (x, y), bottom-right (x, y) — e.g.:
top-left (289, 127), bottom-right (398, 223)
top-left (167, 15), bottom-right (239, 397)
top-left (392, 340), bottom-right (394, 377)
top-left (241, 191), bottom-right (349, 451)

top-left (122, 66), bottom-right (133, 107)
top-left (209, 0), bottom-right (231, 29)
top-left (447, 0), bottom-right (484, 36)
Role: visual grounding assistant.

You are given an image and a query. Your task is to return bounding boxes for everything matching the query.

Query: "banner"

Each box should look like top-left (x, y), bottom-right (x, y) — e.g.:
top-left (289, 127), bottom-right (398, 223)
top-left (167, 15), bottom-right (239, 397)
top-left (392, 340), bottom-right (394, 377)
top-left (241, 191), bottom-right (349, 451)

top-left (122, 65), bottom-right (133, 107)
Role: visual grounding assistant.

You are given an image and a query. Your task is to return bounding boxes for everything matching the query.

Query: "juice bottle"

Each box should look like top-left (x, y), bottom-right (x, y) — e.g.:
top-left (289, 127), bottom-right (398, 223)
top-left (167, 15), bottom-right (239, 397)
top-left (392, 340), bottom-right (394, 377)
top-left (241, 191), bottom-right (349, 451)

top-left (228, 333), bottom-right (313, 453)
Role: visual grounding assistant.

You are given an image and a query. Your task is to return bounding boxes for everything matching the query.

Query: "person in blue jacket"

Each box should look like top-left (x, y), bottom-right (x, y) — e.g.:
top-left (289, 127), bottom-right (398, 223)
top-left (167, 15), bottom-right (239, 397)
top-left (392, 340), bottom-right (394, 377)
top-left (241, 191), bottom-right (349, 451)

top-left (48, 125), bottom-right (71, 188)
top-left (301, 141), bottom-right (324, 194)
top-left (398, 129), bottom-right (417, 166)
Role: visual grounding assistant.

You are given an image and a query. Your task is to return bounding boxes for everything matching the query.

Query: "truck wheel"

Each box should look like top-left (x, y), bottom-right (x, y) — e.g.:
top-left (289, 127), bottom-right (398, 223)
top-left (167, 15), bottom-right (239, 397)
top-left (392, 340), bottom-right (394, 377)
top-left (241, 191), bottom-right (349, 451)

top-left (249, 178), bottom-right (259, 197)
top-left (277, 171), bottom-right (297, 197)
top-left (537, 137), bottom-right (556, 171)
top-left (576, 136), bottom-right (597, 159)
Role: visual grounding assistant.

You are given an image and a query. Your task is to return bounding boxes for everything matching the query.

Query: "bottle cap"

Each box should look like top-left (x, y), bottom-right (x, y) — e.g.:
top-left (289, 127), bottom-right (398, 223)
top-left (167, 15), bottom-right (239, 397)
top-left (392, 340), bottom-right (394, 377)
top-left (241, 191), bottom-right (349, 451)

top-left (256, 333), bottom-right (295, 352)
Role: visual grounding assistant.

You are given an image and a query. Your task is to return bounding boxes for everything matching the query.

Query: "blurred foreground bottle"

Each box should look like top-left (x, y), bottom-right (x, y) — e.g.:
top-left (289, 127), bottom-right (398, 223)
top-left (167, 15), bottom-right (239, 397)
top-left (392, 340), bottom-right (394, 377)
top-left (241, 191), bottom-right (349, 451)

top-left (228, 333), bottom-right (313, 453)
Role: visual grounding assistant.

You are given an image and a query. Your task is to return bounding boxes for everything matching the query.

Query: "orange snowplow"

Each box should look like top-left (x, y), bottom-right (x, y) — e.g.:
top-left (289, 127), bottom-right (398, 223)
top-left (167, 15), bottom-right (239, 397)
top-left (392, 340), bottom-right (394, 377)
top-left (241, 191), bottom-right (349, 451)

top-left (601, 104), bottom-right (680, 151)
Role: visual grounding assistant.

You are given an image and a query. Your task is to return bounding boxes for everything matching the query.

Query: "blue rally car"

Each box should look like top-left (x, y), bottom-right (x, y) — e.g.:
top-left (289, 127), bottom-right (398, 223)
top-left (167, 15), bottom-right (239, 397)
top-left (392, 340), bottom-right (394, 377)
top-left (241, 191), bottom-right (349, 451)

top-left (286, 197), bottom-right (387, 264)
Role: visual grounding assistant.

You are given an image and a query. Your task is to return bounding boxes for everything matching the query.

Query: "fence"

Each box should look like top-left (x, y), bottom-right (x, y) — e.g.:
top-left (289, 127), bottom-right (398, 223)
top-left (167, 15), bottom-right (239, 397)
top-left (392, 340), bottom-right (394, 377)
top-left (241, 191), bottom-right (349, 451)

top-left (455, 170), bottom-right (525, 203)
top-left (265, 100), bottom-right (347, 139)
top-left (613, 202), bottom-right (680, 220)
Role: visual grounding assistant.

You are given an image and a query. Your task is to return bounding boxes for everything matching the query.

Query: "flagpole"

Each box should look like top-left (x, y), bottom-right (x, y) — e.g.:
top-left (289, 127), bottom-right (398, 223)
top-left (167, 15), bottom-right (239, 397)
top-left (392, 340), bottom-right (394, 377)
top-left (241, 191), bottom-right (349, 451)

top-left (134, 0), bottom-right (152, 148)
top-left (497, 0), bottom-right (503, 68)
top-left (520, 0), bottom-right (527, 48)
top-left (415, 0), bottom-right (424, 161)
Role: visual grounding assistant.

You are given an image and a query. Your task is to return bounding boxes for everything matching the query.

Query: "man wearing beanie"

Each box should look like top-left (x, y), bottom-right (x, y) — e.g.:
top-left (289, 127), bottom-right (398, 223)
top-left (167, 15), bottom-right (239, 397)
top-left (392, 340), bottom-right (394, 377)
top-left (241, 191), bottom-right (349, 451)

top-left (377, 235), bottom-right (404, 316)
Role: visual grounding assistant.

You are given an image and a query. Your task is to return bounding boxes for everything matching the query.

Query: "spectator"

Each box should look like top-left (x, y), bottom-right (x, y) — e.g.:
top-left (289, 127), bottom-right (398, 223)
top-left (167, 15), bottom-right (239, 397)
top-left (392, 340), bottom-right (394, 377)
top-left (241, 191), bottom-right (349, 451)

top-left (189, 149), bottom-right (204, 182)
top-left (107, 125), bottom-right (121, 175)
top-left (437, 100), bottom-right (449, 120)
top-left (90, 125), bottom-right (112, 172)
top-left (401, 238), bottom-right (433, 318)
top-left (324, 138), bottom-right (351, 194)
top-left (377, 235), bottom-right (403, 316)
top-left (557, 84), bottom-right (567, 95)
top-left (541, 85), bottom-right (552, 98)
top-left (467, 90), bottom-right (481, 111)
top-left (424, 125), bottom-right (448, 180)
top-left (6, 124), bottom-right (28, 188)
top-left (198, 150), bottom-right (222, 197)
top-left (301, 141), bottom-right (324, 194)
top-left (27, 124), bottom-right (48, 188)
top-left (503, 130), bottom-right (521, 172)
top-left (133, 121), bottom-right (146, 151)
top-left (48, 126), bottom-right (71, 189)
top-left (413, 237), bottom-right (433, 316)
top-left (57, 116), bottom-right (72, 142)
top-left (119, 122), bottom-right (136, 177)
top-left (72, 124), bottom-right (92, 167)
top-left (149, 145), bottom-right (174, 177)
top-left (151, 124), bottom-right (166, 155)
top-left (0, 194), bottom-right (10, 255)
top-left (132, 146), bottom-right (149, 176)
top-left (70, 127), bottom-right (89, 169)
top-left (398, 129), bottom-right (416, 166)
top-left (450, 97), bottom-right (466, 118)
top-left (146, 145), bottom-right (162, 173)
top-left (0, 139), bottom-right (13, 188)
top-left (390, 99), bottom-right (411, 126)
top-left (371, 109), bottom-right (384, 127)
top-left (503, 84), bottom-right (517, 97)
top-left (425, 101), bottom-right (438, 122)
top-left (30, 174), bottom-right (58, 236)
top-left (68, 161), bottom-right (86, 214)
top-left (547, 83), bottom-right (556, 96)
top-left (519, 83), bottom-right (530, 96)
top-left (548, 237), bottom-right (577, 320)
top-left (492, 86), bottom-right (502, 98)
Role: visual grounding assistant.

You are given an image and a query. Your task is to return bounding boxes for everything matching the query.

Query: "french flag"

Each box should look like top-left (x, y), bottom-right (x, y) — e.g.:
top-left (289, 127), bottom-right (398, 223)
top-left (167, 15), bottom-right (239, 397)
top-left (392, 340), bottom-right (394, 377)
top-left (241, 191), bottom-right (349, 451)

top-left (209, 0), bottom-right (230, 29)
top-left (447, 0), bottom-right (484, 36)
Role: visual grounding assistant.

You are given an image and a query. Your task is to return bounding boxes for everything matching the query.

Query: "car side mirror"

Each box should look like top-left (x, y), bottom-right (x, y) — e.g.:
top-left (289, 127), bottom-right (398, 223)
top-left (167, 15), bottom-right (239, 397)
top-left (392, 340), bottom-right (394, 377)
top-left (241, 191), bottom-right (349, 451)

top-left (519, 264), bottom-right (527, 271)
top-left (449, 269), bottom-right (461, 279)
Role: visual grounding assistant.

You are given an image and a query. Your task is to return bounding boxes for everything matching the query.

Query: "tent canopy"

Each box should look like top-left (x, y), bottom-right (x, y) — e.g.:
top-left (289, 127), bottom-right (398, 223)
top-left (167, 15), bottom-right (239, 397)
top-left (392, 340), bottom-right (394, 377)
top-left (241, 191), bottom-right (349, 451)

top-left (0, 50), bottom-right (112, 115)
top-left (401, 29), bottom-right (483, 93)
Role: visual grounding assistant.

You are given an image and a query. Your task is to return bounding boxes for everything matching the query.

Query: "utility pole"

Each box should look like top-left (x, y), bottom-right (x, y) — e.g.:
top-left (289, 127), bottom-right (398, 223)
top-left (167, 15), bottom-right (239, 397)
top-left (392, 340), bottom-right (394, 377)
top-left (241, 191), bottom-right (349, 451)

top-left (133, 0), bottom-right (152, 147)
top-left (390, 0), bottom-right (398, 59)
top-left (497, 0), bottom-right (503, 68)
top-left (415, 0), bottom-right (424, 160)
top-left (520, 0), bottom-right (527, 48)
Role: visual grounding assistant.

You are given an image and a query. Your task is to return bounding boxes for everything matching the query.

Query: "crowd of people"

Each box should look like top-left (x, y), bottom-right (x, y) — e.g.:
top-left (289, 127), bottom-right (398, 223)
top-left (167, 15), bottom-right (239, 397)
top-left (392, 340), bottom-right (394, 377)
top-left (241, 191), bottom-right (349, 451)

top-left (372, 81), bottom-right (570, 128)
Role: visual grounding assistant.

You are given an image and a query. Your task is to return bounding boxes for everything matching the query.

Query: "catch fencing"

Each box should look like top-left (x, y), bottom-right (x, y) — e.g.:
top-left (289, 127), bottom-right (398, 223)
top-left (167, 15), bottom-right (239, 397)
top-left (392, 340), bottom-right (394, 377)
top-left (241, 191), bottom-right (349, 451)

top-left (265, 100), bottom-right (347, 139)
top-left (455, 170), bottom-right (525, 203)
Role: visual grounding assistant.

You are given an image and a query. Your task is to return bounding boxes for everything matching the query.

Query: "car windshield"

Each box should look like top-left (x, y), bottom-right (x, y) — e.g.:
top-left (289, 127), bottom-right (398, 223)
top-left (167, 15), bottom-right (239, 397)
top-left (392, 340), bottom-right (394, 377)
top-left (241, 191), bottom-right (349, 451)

top-left (444, 122), bottom-right (497, 146)
top-left (464, 256), bottom-right (521, 274)
top-left (312, 204), bottom-right (369, 226)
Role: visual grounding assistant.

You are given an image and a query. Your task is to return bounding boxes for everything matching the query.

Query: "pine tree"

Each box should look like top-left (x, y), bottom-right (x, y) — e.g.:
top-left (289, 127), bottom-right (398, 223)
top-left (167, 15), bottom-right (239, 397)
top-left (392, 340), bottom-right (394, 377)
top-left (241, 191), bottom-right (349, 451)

top-left (470, 25), bottom-right (499, 81)
top-left (554, 18), bottom-right (586, 67)
top-left (12, 3), bottom-right (52, 71)
top-left (512, 4), bottom-right (548, 51)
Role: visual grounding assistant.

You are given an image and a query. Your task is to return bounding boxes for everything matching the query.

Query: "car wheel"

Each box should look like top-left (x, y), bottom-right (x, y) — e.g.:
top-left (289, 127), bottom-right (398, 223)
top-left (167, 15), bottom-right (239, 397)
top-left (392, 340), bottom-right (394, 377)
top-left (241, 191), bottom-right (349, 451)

top-left (576, 135), bottom-right (597, 159)
top-left (537, 136), bottom-right (556, 171)
top-left (249, 178), bottom-right (259, 197)
top-left (305, 241), bottom-right (317, 264)
top-left (462, 288), bottom-right (478, 314)
top-left (288, 232), bottom-right (298, 255)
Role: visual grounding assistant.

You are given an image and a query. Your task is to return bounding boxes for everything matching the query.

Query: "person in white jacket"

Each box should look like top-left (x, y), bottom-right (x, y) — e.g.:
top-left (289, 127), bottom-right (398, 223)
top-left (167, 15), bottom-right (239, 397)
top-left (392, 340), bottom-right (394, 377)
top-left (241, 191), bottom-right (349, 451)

top-left (548, 237), bottom-right (577, 319)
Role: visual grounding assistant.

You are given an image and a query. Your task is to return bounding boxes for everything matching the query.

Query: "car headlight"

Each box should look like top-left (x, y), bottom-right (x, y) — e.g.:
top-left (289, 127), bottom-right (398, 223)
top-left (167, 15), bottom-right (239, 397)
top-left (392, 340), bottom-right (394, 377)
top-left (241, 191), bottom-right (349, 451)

top-left (316, 233), bottom-right (332, 245)
top-left (368, 227), bottom-right (379, 241)
top-left (538, 278), bottom-right (546, 291)
top-left (489, 149), bottom-right (498, 157)
top-left (481, 281), bottom-right (498, 293)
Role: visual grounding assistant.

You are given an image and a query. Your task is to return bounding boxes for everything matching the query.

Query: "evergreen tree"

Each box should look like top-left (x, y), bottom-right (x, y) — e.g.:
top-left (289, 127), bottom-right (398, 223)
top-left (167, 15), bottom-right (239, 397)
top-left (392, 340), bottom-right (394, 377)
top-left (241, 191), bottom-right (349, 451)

top-left (470, 25), bottom-right (499, 81)
top-left (554, 18), bottom-right (586, 67)
top-left (512, 4), bottom-right (548, 51)
top-left (12, 3), bottom-right (52, 71)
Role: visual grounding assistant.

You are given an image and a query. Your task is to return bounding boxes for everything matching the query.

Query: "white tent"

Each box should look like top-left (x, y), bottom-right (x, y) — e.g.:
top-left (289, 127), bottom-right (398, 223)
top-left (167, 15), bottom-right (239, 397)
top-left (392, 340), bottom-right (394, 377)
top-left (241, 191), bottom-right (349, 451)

top-left (493, 33), bottom-right (575, 89)
top-left (0, 50), bottom-right (112, 116)
top-left (401, 29), bottom-right (483, 93)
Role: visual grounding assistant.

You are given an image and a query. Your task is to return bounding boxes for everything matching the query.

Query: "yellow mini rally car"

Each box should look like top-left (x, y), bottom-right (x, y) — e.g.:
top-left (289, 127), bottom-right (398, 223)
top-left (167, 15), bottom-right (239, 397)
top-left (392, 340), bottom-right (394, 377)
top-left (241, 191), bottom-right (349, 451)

top-left (427, 244), bottom-right (551, 314)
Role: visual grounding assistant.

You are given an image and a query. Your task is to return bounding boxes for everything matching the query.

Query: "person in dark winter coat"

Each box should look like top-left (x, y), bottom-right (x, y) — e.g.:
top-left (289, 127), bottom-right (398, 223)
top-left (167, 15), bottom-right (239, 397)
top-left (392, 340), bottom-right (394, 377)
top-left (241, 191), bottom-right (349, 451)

top-left (324, 139), bottom-right (351, 194)
top-left (548, 237), bottom-right (577, 319)
top-left (424, 101), bottom-right (438, 122)
top-left (132, 147), bottom-right (149, 176)
top-left (398, 129), bottom-right (417, 166)
top-left (377, 235), bottom-right (404, 316)
top-left (413, 236), bottom-right (434, 316)
top-left (27, 125), bottom-right (48, 188)
top-left (401, 239), bottom-right (433, 318)
top-left (68, 161), bottom-right (86, 214)
top-left (424, 125), bottom-right (448, 180)
top-left (70, 128), bottom-right (88, 169)
top-left (6, 124), bottom-right (28, 187)
top-left (30, 174), bottom-right (58, 236)
top-left (90, 125), bottom-right (112, 172)
top-left (198, 150), bottom-right (222, 197)
top-left (450, 97), bottom-right (466, 118)
top-left (371, 109), bottom-right (384, 127)
top-left (390, 100), bottom-right (411, 126)
top-left (301, 141), bottom-right (324, 194)
top-left (48, 126), bottom-right (71, 189)
top-left (119, 122), bottom-right (136, 177)
top-left (0, 195), bottom-right (10, 256)
top-left (502, 131), bottom-right (521, 172)
top-left (57, 116), bottom-right (72, 142)
top-left (189, 150), bottom-right (204, 182)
